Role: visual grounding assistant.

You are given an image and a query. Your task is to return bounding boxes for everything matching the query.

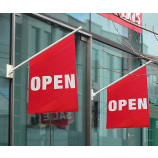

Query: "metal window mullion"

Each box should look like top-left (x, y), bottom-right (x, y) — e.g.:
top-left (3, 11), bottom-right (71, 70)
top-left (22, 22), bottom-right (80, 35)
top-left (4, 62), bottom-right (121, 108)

top-left (86, 36), bottom-right (92, 146)
top-left (9, 13), bottom-right (15, 146)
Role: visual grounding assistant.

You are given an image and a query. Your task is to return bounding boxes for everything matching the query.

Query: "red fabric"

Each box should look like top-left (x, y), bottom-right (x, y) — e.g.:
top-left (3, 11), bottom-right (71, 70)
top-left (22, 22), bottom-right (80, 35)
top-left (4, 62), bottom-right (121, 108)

top-left (40, 112), bottom-right (74, 128)
top-left (98, 13), bottom-right (142, 34)
top-left (28, 34), bottom-right (78, 113)
top-left (107, 66), bottom-right (150, 129)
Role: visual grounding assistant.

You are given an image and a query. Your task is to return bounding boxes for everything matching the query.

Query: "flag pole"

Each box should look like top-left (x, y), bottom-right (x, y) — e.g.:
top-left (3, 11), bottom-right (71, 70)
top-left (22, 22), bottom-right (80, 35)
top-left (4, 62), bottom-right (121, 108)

top-left (6, 26), bottom-right (82, 78)
top-left (92, 60), bottom-right (152, 100)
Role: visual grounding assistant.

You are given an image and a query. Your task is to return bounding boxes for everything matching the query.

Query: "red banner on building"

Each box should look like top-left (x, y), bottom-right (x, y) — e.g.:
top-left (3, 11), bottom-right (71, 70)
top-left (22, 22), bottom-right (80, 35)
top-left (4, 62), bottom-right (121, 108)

top-left (28, 34), bottom-right (78, 113)
top-left (98, 13), bottom-right (142, 34)
top-left (106, 66), bottom-right (150, 129)
top-left (41, 112), bottom-right (74, 128)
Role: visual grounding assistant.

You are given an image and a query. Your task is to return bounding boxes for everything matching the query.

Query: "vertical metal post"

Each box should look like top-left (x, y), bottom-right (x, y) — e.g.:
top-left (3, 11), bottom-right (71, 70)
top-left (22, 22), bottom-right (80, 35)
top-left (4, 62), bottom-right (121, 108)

top-left (86, 36), bottom-right (92, 146)
top-left (9, 13), bottom-right (15, 146)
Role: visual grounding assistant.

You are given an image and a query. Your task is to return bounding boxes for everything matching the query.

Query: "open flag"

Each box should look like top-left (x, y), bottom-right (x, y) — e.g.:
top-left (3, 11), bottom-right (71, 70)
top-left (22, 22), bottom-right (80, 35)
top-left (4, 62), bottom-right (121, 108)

top-left (28, 34), bottom-right (78, 113)
top-left (106, 66), bottom-right (150, 129)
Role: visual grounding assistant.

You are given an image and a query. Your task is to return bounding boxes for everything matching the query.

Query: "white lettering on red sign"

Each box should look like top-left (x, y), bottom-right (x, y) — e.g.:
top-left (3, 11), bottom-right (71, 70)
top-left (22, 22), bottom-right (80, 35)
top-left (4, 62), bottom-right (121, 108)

top-left (43, 76), bottom-right (52, 90)
top-left (108, 98), bottom-right (147, 111)
top-left (31, 77), bottom-right (40, 91)
top-left (116, 13), bottom-right (141, 25)
top-left (31, 74), bottom-right (75, 91)
top-left (119, 100), bottom-right (127, 110)
top-left (65, 74), bottom-right (75, 88)
top-left (54, 75), bottom-right (63, 89)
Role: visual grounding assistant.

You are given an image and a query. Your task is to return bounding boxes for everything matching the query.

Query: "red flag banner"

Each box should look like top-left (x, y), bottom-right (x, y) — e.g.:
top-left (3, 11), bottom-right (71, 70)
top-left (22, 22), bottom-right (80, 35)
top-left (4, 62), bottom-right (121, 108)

top-left (106, 66), bottom-right (150, 129)
top-left (28, 34), bottom-right (78, 113)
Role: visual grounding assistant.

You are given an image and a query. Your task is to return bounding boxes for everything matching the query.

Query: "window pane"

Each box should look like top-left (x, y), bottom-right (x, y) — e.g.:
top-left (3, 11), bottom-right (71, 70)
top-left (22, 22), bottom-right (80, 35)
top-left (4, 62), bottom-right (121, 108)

top-left (142, 13), bottom-right (158, 57)
top-left (91, 13), bottom-right (142, 52)
top-left (92, 39), bottom-right (141, 146)
top-left (50, 25), bottom-right (86, 146)
top-left (0, 13), bottom-right (10, 146)
top-left (14, 14), bottom-right (87, 146)
top-left (14, 14), bottom-right (51, 145)
top-left (142, 61), bottom-right (158, 146)
top-left (44, 13), bottom-right (90, 31)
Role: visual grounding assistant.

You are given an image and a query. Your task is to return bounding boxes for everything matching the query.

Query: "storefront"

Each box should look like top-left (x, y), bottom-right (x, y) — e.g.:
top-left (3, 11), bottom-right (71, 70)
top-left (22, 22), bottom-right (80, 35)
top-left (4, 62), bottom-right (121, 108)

top-left (0, 13), bottom-right (158, 146)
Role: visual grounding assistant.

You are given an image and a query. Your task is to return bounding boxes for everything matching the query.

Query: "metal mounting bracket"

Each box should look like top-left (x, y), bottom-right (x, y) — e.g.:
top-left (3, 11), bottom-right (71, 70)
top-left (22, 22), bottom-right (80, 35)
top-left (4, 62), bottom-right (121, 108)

top-left (6, 64), bottom-right (13, 78)
top-left (91, 89), bottom-right (96, 100)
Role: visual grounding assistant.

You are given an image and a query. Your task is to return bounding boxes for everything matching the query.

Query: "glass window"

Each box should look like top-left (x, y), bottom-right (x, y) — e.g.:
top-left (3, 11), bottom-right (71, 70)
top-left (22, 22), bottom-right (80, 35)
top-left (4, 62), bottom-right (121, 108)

top-left (15, 14), bottom-right (51, 146)
top-left (50, 25), bottom-right (87, 146)
top-left (92, 39), bottom-right (141, 146)
top-left (0, 13), bottom-right (10, 146)
top-left (142, 61), bottom-right (158, 146)
top-left (14, 14), bottom-right (87, 146)
top-left (142, 13), bottom-right (158, 57)
top-left (91, 13), bottom-right (142, 52)
top-left (44, 13), bottom-right (90, 31)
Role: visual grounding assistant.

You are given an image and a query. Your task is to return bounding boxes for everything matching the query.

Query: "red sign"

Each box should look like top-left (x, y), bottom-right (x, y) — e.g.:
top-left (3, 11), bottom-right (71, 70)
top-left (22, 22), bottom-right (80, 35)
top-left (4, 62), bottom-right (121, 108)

top-left (28, 34), bottom-right (78, 113)
top-left (41, 112), bottom-right (74, 128)
top-left (98, 13), bottom-right (142, 34)
top-left (106, 66), bottom-right (150, 129)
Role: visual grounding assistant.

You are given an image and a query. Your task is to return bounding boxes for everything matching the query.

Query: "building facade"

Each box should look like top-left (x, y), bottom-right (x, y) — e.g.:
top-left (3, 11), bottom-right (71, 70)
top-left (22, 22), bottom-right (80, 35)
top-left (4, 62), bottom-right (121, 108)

top-left (0, 13), bottom-right (158, 146)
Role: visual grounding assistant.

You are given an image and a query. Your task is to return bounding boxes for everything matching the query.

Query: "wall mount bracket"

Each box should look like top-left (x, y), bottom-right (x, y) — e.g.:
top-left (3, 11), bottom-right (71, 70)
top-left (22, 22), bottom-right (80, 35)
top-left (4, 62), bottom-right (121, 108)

top-left (6, 64), bottom-right (13, 78)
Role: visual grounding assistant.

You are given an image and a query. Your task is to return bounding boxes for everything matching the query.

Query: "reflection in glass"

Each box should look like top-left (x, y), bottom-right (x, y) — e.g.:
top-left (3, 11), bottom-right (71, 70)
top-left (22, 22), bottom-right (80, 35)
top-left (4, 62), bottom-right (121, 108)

top-left (41, 113), bottom-right (74, 129)
top-left (44, 13), bottom-right (90, 31)
top-left (14, 14), bottom-right (86, 146)
top-left (50, 26), bottom-right (86, 146)
top-left (142, 61), bottom-right (158, 146)
top-left (92, 39), bottom-right (141, 146)
top-left (0, 13), bottom-right (10, 146)
top-left (142, 13), bottom-right (158, 58)
top-left (15, 14), bottom-right (51, 145)
top-left (91, 13), bottom-right (141, 52)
